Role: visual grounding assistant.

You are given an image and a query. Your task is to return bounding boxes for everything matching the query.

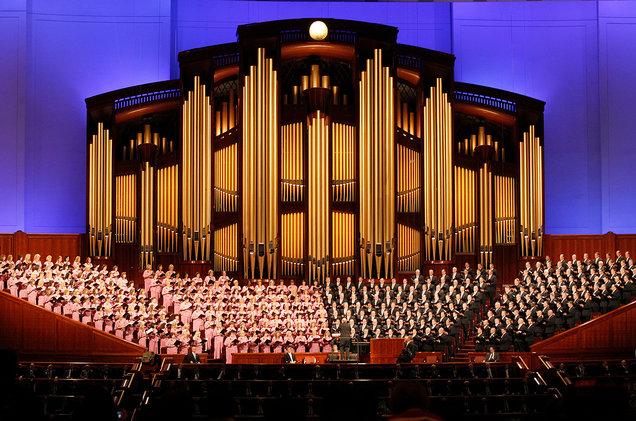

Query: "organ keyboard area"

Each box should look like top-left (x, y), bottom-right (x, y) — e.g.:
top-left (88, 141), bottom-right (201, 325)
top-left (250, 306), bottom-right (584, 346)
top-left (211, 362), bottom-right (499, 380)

top-left (85, 18), bottom-right (545, 281)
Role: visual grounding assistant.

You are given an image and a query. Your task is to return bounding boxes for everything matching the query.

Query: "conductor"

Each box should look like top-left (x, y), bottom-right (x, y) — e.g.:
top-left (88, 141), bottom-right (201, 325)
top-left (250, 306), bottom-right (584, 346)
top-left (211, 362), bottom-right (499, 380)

top-left (335, 318), bottom-right (352, 360)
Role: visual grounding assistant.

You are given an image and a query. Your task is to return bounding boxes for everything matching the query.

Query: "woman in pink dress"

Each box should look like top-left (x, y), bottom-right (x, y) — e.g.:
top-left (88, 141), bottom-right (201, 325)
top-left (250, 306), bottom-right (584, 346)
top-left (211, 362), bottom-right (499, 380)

top-left (237, 329), bottom-right (249, 353)
top-left (212, 324), bottom-right (224, 360)
top-left (142, 265), bottom-right (154, 293)
top-left (308, 329), bottom-right (321, 353)
top-left (224, 330), bottom-right (238, 363)
top-left (271, 332), bottom-right (284, 353)
top-left (321, 332), bottom-right (333, 353)
top-left (295, 332), bottom-right (307, 353)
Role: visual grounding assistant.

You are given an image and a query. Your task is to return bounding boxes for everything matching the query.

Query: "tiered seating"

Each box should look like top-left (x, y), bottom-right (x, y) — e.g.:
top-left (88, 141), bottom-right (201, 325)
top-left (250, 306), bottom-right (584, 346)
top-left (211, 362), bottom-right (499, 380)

top-left (134, 362), bottom-right (558, 420)
top-left (474, 251), bottom-right (635, 352)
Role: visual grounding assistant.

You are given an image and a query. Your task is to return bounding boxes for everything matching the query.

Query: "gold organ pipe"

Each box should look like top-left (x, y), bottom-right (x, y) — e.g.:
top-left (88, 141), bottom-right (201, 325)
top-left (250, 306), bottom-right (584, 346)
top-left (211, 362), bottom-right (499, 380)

top-left (182, 76), bottom-right (212, 261)
top-left (423, 79), bottom-right (452, 261)
top-left (88, 123), bottom-right (112, 257)
top-left (242, 48), bottom-right (278, 279)
top-left (358, 49), bottom-right (395, 279)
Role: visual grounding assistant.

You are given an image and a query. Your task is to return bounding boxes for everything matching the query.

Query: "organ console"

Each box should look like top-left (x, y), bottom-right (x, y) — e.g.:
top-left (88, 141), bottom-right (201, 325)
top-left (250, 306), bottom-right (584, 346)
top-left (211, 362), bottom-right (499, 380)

top-left (85, 18), bottom-right (545, 280)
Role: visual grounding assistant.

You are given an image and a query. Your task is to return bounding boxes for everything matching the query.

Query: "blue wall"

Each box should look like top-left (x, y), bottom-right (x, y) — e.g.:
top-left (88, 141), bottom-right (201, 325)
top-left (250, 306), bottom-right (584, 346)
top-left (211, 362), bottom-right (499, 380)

top-left (1, 0), bottom-right (635, 234)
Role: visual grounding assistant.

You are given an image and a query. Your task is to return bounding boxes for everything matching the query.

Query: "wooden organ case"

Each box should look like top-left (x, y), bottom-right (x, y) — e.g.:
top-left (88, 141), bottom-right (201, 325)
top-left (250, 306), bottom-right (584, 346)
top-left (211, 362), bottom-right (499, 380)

top-left (85, 19), bottom-right (545, 283)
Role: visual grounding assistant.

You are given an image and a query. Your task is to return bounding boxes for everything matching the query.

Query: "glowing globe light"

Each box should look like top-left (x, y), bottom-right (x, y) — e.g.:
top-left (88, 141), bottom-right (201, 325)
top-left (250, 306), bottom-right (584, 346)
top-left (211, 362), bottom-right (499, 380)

top-left (309, 20), bottom-right (328, 41)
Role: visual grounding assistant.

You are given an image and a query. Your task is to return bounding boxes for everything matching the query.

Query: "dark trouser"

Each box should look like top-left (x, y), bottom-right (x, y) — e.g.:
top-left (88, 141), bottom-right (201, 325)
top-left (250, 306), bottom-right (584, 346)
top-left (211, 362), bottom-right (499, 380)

top-left (339, 338), bottom-right (351, 359)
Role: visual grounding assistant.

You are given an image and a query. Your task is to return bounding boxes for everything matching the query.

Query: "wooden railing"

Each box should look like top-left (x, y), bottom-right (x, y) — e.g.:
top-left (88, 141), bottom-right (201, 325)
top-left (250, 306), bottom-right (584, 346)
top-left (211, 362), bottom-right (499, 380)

top-left (0, 291), bottom-right (145, 361)
top-left (531, 301), bottom-right (636, 361)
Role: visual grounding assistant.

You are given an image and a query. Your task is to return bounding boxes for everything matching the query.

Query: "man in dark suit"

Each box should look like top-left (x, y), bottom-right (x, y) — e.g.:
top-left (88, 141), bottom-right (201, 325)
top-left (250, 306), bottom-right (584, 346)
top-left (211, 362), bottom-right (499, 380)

top-left (485, 346), bottom-right (500, 362)
top-left (283, 346), bottom-right (297, 364)
top-left (183, 347), bottom-right (200, 364)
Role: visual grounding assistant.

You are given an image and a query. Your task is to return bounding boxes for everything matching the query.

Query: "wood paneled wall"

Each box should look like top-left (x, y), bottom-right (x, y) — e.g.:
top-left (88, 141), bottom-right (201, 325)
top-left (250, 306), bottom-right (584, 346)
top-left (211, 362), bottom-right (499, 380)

top-left (544, 232), bottom-right (636, 260)
top-left (531, 301), bottom-right (636, 361)
top-left (0, 291), bottom-right (145, 359)
top-left (0, 231), bottom-right (83, 259)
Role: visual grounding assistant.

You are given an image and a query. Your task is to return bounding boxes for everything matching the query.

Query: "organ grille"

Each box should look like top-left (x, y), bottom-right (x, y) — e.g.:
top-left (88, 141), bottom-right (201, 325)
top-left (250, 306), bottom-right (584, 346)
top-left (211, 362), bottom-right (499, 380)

top-left (397, 145), bottom-right (421, 213)
top-left (281, 212), bottom-right (304, 277)
top-left (281, 122), bottom-right (304, 202)
top-left (454, 167), bottom-right (476, 253)
top-left (495, 175), bottom-right (516, 245)
top-left (157, 165), bottom-right (178, 253)
top-left (214, 144), bottom-right (238, 212)
top-left (331, 211), bottom-right (355, 277)
top-left (397, 224), bottom-right (421, 273)
top-left (479, 163), bottom-right (493, 266)
top-left (214, 224), bottom-right (238, 272)
top-left (115, 174), bottom-right (136, 244)
top-left (332, 123), bottom-right (356, 202)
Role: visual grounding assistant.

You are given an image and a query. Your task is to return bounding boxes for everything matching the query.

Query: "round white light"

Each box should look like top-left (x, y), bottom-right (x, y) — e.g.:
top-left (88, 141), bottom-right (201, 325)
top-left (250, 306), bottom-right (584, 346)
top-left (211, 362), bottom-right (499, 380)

top-left (309, 20), bottom-right (328, 41)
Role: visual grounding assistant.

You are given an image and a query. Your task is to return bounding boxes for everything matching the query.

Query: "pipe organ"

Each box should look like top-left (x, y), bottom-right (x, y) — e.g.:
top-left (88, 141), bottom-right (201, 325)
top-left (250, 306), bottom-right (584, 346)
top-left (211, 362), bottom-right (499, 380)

top-left (519, 125), bottom-right (544, 257)
top-left (359, 49), bottom-right (395, 279)
top-left (423, 78), bottom-right (453, 262)
top-left (88, 122), bottom-right (113, 258)
top-left (242, 48), bottom-right (279, 280)
top-left (87, 19), bottom-right (545, 278)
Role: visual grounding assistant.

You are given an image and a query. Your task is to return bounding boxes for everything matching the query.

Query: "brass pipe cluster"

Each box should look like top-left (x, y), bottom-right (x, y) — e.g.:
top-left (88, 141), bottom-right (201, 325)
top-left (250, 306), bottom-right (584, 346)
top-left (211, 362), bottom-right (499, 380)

top-left (214, 144), bottom-right (238, 212)
top-left (281, 122), bottom-right (304, 202)
top-left (495, 175), bottom-right (516, 245)
top-left (115, 174), bottom-right (136, 244)
top-left (332, 123), bottom-right (356, 202)
top-left (359, 49), bottom-right (395, 279)
top-left (331, 211), bottom-right (355, 277)
top-left (454, 166), bottom-right (476, 253)
top-left (519, 125), bottom-right (544, 256)
top-left (182, 75), bottom-right (213, 261)
top-left (285, 64), bottom-right (345, 106)
top-left (308, 111), bottom-right (330, 282)
top-left (396, 96), bottom-right (417, 136)
top-left (397, 223), bottom-right (421, 273)
top-left (214, 223), bottom-right (238, 272)
top-left (397, 145), bottom-right (421, 213)
top-left (479, 163), bottom-right (493, 266)
top-left (140, 161), bottom-right (154, 268)
top-left (157, 165), bottom-right (178, 252)
top-left (423, 78), bottom-right (452, 261)
top-left (215, 88), bottom-right (237, 136)
top-left (281, 212), bottom-right (304, 277)
top-left (88, 122), bottom-right (113, 257)
top-left (242, 48), bottom-right (278, 279)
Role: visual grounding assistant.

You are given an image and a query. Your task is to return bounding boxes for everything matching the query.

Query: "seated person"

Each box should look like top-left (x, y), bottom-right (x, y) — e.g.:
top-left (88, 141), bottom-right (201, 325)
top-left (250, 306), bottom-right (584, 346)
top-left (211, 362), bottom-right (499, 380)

top-left (283, 346), bottom-right (296, 364)
top-left (485, 346), bottom-right (500, 363)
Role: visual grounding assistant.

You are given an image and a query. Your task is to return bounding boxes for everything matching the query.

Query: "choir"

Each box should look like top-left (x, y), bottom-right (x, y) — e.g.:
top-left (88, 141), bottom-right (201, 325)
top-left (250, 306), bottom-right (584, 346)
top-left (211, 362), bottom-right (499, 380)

top-left (474, 251), bottom-right (636, 352)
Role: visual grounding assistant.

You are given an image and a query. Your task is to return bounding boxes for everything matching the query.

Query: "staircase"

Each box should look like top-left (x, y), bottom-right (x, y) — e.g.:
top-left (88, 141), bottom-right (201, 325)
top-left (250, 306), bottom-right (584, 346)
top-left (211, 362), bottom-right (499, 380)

top-left (452, 336), bottom-right (475, 362)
